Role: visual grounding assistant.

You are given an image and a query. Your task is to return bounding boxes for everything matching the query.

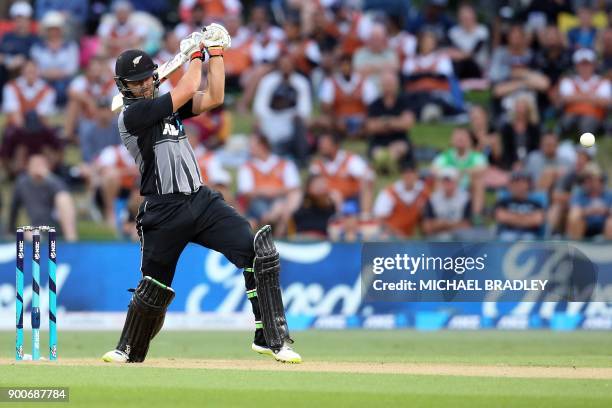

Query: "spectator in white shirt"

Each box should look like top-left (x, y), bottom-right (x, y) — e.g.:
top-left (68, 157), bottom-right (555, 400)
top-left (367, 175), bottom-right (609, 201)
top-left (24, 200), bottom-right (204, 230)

top-left (30, 11), bottom-right (79, 106)
top-left (97, 0), bottom-right (147, 59)
top-left (559, 48), bottom-right (611, 137)
top-left (253, 54), bottom-right (311, 166)
top-left (447, 3), bottom-right (489, 80)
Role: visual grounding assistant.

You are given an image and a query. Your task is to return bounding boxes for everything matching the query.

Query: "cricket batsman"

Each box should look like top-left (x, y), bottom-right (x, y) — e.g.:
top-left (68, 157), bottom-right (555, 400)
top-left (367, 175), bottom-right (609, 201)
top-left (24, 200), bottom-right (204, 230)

top-left (101, 24), bottom-right (301, 364)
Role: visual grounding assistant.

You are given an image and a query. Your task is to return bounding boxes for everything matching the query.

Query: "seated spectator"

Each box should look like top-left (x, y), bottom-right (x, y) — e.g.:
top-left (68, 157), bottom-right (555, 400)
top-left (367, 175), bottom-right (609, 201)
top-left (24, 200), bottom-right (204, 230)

top-left (499, 96), bottom-right (541, 168)
top-left (352, 23), bottom-right (399, 86)
top-left (237, 133), bottom-right (301, 237)
top-left (97, 0), bottom-right (147, 59)
top-left (447, 3), bottom-right (489, 81)
top-left (186, 104), bottom-right (232, 150)
top-left (559, 48), bottom-right (611, 138)
top-left (310, 132), bottom-right (374, 215)
top-left (373, 160), bottom-right (430, 238)
top-left (30, 11), bottom-right (79, 107)
top-left (494, 171), bottom-right (545, 241)
top-left (291, 174), bottom-right (342, 239)
top-left (490, 24), bottom-right (550, 120)
top-left (237, 5), bottom-right (284, 111)
top-left (0, 2), bottom-right (38, 99)
top-left (65, 55), bottom-right (119, 155)
top-left (422, 167), bottom-right (472, 240)
top-left (317, 53), bottom-right (376, 139)
top-left (253, 54), bottom-right (311, 166)
top-left (185, 123), bottom-right (232, 202)
top-left (432, 128), bottom-right (486, 216)
top-left (94, 144), bottom-right (138, 229)
top-left (9, 155), bottom-right (77, 241)
top-left (548, 145), bottom-right (595, 235)
top-left (567, 6), bottom-right (598, 50)
top-left (566, 163), bottom-right (612, 239)
top-left (532, 25), bottom-right (573, 97)
top-left (524, 133), bottom-right (572, 192)
top-left (0, 60), bottom-right (62, 177)
top-left (402, 30), bottom-right (465, 121)
top-left (364, 71), bottom-right (415, 174)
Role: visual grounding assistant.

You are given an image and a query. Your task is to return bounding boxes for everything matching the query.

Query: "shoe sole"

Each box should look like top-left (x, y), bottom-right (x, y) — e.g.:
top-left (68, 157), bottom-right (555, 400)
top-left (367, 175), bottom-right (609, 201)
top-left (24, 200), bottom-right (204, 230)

top-left (252, 344), bottom-right (302, 364)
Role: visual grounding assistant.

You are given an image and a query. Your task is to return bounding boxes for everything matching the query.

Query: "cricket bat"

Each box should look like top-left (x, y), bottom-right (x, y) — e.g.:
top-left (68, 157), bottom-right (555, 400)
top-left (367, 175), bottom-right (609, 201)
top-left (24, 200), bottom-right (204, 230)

top-left (110, 52), bottom-right (190, 112)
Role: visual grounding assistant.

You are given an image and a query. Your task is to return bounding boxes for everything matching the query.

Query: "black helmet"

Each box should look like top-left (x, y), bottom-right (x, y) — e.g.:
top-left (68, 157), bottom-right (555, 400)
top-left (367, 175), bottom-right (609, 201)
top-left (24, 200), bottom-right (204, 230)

top-left (114, 49), bottom-right (159, 100)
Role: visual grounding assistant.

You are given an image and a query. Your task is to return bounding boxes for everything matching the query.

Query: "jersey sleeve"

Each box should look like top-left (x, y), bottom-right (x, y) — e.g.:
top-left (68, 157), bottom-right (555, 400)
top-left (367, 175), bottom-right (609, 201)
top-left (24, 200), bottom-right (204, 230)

top-left (123, 93), bottom-right (173, 133)
top-left (177, 98), bottom-right (198, 120)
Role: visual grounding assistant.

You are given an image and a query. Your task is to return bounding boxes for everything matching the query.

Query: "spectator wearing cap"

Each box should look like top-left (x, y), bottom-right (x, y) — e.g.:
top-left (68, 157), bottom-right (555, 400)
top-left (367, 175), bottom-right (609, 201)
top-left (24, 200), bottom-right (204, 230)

top-left (97, 1), bottom-right (147, 59)
top-left (237, 133), bottom-right (301, 237)
top-left (524, 133), bottom-right (573, 192)
top-left (490, 24), bottom-right (549, 120)
top-left (30, 11), bottom-right (79, 106)
top-left (447, 3), bottom-right (489, 81)
top-left (0, 2), bottom-right (38, 98)
top-left (253, 53), bottom-right (311, 165)
top-left (364, 71), bottom-right (415, 174)
top-left (309, 132), bottom-right (374, 216)
top-left (494, 171), bottom-right (545, 241)
top-left (422, 167), bottom-right (472, 240)
top-left (352, 23), bottom-right (399, 86)
top-left (0, 60), bottom-right (61, 177)
top-left (548, 145), bottom-right (596, 235)
top-left (35, 1), bottom-right (89, 28)
top-left (317, 53), bottom-right (377, 139)
top-left (373, 160), bottom-right (430, 238)
top-left (559, 48), bottom-right (611, 137)
top-left (432, 128), bottom-right (486, 216)
top-left (567, 6), bottom-right (598, 50)
top-left (566, 163), bottom-right (612, 239)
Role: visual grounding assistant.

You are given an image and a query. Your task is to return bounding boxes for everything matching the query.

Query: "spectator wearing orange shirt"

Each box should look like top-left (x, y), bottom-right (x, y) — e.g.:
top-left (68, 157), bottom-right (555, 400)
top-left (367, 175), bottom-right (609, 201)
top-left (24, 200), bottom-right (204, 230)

top-left (373, 160), bottom-right (430, 238)
top-left (238, 133), bottom-right (301, 236)
top-left (309, 132), bottom-right (374, 217)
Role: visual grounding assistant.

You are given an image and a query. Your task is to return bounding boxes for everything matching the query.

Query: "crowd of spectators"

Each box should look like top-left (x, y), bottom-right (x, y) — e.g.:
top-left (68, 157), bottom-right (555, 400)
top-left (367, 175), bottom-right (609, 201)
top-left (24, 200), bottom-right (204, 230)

top-left (0, 0), bottom-right (611, 242)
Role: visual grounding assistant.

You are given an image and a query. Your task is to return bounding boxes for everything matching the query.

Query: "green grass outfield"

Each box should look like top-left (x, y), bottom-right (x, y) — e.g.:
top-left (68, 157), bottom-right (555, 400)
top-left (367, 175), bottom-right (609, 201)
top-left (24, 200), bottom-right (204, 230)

top-left (0, 330), bottom-right (612, 407)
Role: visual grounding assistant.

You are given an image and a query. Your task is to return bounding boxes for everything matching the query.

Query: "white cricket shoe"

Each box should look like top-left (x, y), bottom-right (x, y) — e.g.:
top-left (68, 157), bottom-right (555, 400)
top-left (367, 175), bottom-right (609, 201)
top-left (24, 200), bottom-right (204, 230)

top-left (101, 349), bottom-right (129, 363)
top-left (251, 342), bottom-right (302, 364)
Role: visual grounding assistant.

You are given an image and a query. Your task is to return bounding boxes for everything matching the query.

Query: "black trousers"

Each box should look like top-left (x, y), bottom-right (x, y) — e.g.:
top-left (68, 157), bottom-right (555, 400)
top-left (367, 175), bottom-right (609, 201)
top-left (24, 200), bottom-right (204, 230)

top-left (136, 186), bottom-right (255, 286)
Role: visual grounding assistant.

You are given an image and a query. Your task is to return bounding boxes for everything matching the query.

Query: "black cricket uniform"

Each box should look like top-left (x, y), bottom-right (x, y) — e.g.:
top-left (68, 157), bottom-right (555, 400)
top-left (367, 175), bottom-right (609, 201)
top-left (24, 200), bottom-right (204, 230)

top-left (118, 92), bottom-right (255, 286)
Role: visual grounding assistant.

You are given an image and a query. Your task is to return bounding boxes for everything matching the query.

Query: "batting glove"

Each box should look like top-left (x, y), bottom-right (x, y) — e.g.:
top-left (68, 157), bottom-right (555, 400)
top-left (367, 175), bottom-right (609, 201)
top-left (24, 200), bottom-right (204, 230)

top-left (203, 23), bottom-right (231, 56)
top-left (180, 32), bottom-right (205, 61)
